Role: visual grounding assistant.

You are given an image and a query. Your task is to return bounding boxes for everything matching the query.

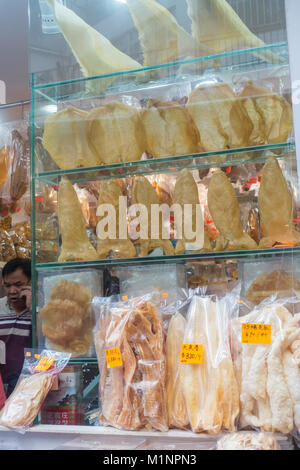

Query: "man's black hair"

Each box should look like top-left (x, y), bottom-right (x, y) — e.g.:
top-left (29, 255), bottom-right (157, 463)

top-left (2, 258), bottom-right (31, 281)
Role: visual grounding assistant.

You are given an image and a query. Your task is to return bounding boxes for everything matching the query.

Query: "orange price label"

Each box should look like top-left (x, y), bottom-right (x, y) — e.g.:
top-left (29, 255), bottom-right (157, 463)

top-left (180, 344), bottom-right (203, 364)
top-left (242, 324), bottom-right (271, 345)
top-left (105, 348), bottom-right (123, 368)
top-left (35, 356), bottom-right (55, 371)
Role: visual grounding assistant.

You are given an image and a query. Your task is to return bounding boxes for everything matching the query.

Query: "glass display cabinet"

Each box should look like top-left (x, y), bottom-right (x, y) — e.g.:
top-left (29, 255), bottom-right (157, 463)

top-left (20, 0), bottom-right (300, 449)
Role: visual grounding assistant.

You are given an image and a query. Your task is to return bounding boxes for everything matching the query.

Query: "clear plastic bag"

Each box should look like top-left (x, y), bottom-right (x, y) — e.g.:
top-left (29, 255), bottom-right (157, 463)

top-left (231, 294), bottom-right (300, 434)
top-left (93, 291), bottom-right (168, 432)
top-left (216, 431), bottom-right (281, 450)
top-left (0, 348), bottom-right (71, 433)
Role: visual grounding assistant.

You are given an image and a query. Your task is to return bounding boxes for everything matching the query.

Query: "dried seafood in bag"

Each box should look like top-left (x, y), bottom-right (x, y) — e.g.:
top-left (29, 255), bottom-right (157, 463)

top-left (174, 169), bottom-right (209, 254)
top-left (57, 178), bottom-right (98, 262)
top-left (40, 280), bottom-right (93, 357)
top-left (10, 130), bottom-right (29, 202)
top-left (141, 99), bottom-right (201, 159)
top-left (187, 83), bottom-right (253, 151)
top-left (240, 82), bottom-right (293, 145)
top-left (166, 313), bottom-right (189, 428)
top-left (132, 176), bottom-right (174, 256)
top-left (94, 295), bottom-right (168, 432)
top-left (216, 432), bottom-right (280, 450)
top-left (186, 0), bottom-right (285, 64)
top-left (258, 156), bottom-right (300, 248)
top-left (126, 0), bottom-right (213, 67)
top-left (87, 102), bottom-right (146, 165)
top-left (245, 270), bottom-right (300, 306)
top-left (96, 180), bottom-right (136, 259)
top-left (43, 107), bottom-right (100, 170)
top-left (45, 0), bottom-right (143, 93)
top-left (207, 170), bottom-right (257, 251)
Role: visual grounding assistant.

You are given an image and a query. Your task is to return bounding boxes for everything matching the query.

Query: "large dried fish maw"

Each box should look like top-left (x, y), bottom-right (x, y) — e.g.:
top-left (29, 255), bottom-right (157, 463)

top-left (283, 349), bottom-right (300, 431)
top-left (174, 169), bottom-right (205, 254)
top-left (267, 330), bottom-right (294, 434)
top-left (258, 156), bottom-right (300, 248)
top-left (240, 82), bottom-right (293, 144)
top-left (10, 131), bottom-right (29, 202)
top-left (132, 176), bottom-right (174, 256)
top-left (46, 0), bottom-right (143, 93)
top-left (207, 170), bottom-right (257, 250)
top-left (141, 99), bottom-right (201, 159)
top-left (43, 107), bottom-right (100, 170)
top-left (58, 178), bottom-right (98, 262)
top-left (0, 147), bottom-right (8, 188)
top-left (96, 180), bottom-right (136, 259)
top-left (291, 340), bottom-right (300, 367)
top-left (87, 102), bottom-right (146, 165)
top-left (186, 0), bottom-right (285, 64)
top-left (126, 0), bottom-right (213, 67)
top-left (166, 313), bottom-right (189, 429)
top-left (239, 87), bottom-right (266, 146)
top-left (246, 270), bottom-right (300, 306)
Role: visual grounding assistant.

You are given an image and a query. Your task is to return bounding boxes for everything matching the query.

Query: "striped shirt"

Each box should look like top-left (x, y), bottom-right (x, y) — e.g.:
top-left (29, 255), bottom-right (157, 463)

top-left (0, 296), bottom-right (32, 383)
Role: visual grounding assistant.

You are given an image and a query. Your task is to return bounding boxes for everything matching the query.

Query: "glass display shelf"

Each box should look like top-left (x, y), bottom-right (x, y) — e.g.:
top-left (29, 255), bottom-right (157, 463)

top-left (35, 142), bottom-right (295, 185)
top-left (35, 246), bottom-right (300, 272)
top-left (32, 42), bottom-right (289, 104)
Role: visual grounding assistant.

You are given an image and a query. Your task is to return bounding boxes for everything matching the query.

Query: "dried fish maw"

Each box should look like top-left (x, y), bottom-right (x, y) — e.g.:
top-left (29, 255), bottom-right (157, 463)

top-left (126, 0), bottom-right (213, 67)
top-left (187, 86), bottom-right (227, 152)
top-left (246, 270), bottom-right (300, 306)
top-left (50, 279), bottom-right (92, 311)
top-left (186, 0), bottom-right (285, 64)
top-left (58, 178), bottom-right (98, 262)
top-left (207, 170), bottom-right (257, 250)
top-left (141, 99), bottom-right (201, 159)
top-left (132, 176), bottom-right (174, 256)
top-left (239, 87), bottom-right (266, 146)
top-left (241, 83), bottom-right (293, 144)
top-left (283, 349), bottom-right (300, 431)
top-left (174, 169), bottom-right (204, 254)
top-left (46, 0), bottom-right (143, 93)
top-left (0, 372), bottom-right (53, 427)
top-left (258, 156), bottom-right (300, 248)
top-left (87, 102), bottom-right (146, 165)
top-left (97, 180), bottom-right (136, 259)
top-left (43, 107), bottom-right (100, 170)
top-left (166, 313), bottom-right (188, 428)
top-left (0, 147), bottom-right (8, 187)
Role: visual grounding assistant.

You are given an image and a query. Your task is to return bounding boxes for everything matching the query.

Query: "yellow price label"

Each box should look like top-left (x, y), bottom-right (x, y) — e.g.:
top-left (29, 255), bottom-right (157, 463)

top-left (180, 344), bottom-right (203, 364)
top-left (35, 356), bottom-right (55, 371)
top-left (105, 348), bottom-right (123, 368)
top-left (242, 324), bottom-right (271, 345)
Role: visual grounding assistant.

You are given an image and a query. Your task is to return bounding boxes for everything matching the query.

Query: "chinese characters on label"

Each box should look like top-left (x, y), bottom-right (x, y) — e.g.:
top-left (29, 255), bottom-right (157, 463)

top-left (242, 323), bottom-right (272, 345)
top-left (35, 356), bottom-right (55, 371)
top-left (105, 347), bottom-right (123, 368)
top-left (180, 344), bottom-right (203, 364)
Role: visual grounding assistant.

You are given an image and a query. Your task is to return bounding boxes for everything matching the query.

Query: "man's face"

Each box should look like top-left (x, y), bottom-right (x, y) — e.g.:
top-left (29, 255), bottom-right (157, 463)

top-left (3, 269), bottom-right (31, 307)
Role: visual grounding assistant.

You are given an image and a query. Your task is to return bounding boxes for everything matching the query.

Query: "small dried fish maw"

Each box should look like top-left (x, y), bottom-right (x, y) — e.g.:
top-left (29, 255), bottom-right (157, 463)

top-left (87, 102), bottom-right (146, 165)
top-left (166, 313), bottom-right (189, 428)
top-left (132, 176), bottom-right (174, 256)
top-left (10, 131), bottom-right (29, 202)
top-left (141, 99), bottom-right (201, 159)
top-left (283, 349), bottom-right (300, 431)
top-left (291, 340), bottom-right (300, 367)
top-left (258, 156), bottom-right (300, 248)
top-left (187, 83), bottom-right (252, 151)
top-left (126, 0), bottom-right (213, 67)
top-left (46, 0), bottom-right (143, 93)
top-left (246, 270), bottom-right (300, 306)
top-left (207, 170), bottom-right (258, 250)
top-left (97, 180), bottom-right (136, 259)
top-left (217, 432), bottom-right (280, 450)
top-left (174, 169), bottom-right (205, 254)
top-left (186, 0), bottom-right (285, 64)
top-left (239, 88), bottom-right (266, 146)
top-left (0, 372), bottom-right (53, 428)
top-left (43, 107), bottom-right (100, 170)
top-left (240, 83), bottom-right (293, 144)
top-left (0, 147), bottom-right (8, 188)
top-left (58, 178), bottom-right (98, 262)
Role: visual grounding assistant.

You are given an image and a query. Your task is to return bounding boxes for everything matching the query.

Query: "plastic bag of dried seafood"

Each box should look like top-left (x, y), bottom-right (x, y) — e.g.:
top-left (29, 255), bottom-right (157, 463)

top-left (92, 291), bottom-right (168, 432)
top-left (0, 348), bottom-right (70, 433)
top-left (165, 287), bottom-right (240, 434)
top-left (230, 294), bottom-right (300, 435)
top-left (216, 432), bottom-right (281, 450)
